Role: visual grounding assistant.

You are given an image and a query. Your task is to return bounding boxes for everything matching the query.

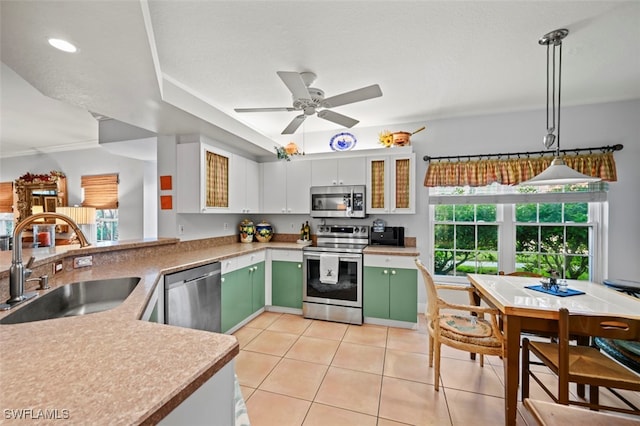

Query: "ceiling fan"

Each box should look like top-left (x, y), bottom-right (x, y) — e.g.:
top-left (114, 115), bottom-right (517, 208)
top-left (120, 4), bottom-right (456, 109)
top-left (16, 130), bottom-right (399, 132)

top-left (234, 71), bottom-right (383, 134)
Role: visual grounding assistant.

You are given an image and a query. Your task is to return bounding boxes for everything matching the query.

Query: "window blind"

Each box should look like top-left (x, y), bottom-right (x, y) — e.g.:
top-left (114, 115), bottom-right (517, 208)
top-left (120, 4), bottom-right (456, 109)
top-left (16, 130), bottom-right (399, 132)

top-left (81, 174), bottom-right (119, 209)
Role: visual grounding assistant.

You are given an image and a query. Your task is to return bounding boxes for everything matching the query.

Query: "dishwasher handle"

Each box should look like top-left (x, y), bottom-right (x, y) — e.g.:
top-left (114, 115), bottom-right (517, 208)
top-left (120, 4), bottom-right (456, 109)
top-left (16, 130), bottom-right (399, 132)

top-left (164, 262), bottom-right (221, 286)
top-left (164, 269), bottom-right (220, 290)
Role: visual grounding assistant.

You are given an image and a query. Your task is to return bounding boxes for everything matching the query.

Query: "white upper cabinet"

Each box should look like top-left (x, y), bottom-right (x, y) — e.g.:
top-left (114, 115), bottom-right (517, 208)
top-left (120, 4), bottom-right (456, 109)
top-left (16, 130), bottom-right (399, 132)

top-left (311, 157), bottom-right (366, 186)
top-left (177, 142), bottom-right (232, 213)
top-left (261, 160), bottom-right (311, 214)
top-left (229, 155), bottom-right (259, 214)
top-left (366, 153), bottom-right (415, 214)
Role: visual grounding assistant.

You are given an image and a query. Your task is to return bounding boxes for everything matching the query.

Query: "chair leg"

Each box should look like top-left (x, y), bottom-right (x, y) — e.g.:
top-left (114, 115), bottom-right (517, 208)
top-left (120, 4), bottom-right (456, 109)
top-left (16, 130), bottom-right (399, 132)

top-left (589, 385), bottom-right (600, 411)
top-left (434, 342), bottom-right (441, 391)
top-left (522, 338), bottom-right (530, 399)
top-left (480, 354), bottom-right (484, 367)
top-left (428, 335), bottom-right (434, 367)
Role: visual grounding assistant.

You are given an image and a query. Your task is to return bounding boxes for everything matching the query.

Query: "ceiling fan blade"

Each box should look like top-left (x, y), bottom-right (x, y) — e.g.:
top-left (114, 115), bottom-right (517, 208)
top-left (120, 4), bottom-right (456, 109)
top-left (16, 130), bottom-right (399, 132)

top-left (322, 84), bottom-right (382, 108)
top-left (277, 71), bottom-right (312, 100)
top-left (281, 114), bottom-right (306, 134)
top-left (234, 107), bottom-right (296, 113)
top-left (317, 110), bottom-right (359, 128)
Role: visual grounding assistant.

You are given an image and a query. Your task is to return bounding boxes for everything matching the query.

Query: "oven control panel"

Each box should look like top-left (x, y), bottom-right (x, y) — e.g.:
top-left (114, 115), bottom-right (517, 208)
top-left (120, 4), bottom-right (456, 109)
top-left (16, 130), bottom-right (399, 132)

top-left (317, 225), bottom-right (369, 238)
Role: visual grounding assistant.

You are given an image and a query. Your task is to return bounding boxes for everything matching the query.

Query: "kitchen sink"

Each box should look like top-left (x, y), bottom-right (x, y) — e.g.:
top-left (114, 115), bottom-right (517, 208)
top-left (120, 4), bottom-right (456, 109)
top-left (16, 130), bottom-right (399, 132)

top-left (0, 277), bottom-right (141, 325)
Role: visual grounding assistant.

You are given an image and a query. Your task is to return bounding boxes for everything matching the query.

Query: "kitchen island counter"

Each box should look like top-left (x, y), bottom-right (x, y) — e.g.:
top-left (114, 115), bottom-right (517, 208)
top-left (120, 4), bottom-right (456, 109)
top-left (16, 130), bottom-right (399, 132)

top-left (0, 240), bottom-right (303, 424)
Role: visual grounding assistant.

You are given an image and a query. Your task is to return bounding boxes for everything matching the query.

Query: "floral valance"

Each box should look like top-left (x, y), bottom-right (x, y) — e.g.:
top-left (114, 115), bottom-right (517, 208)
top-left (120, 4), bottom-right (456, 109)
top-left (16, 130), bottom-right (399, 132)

top-left (423, 152), bottom-right (617, 187)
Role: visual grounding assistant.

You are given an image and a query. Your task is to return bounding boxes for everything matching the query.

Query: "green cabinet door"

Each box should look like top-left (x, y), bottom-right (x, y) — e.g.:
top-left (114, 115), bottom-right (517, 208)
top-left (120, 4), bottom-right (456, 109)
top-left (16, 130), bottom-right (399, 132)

top-left (272, 260), bottom-right (303, 309)
top-left (389, 268), bottom-right (418, 322)
top-left (364, 266), bottom-right (417, 323)
top-left (363, 266), bottom-right (390, 318)
top-left (221, 268), bottom-right (252, 333)
top-left (252, 261), bottom-right (265, 313)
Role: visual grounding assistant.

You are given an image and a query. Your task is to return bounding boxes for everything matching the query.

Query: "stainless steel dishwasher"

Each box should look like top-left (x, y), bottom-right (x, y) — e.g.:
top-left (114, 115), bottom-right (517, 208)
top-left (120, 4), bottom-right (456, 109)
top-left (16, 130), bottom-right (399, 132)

top-left (164, 262), bottom-right (221, 333)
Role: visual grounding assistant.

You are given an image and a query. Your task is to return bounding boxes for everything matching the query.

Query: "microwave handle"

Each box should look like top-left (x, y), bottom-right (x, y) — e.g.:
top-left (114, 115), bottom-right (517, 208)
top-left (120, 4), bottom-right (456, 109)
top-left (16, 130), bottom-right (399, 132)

top-left (346, 188), bottom-right (353, 216)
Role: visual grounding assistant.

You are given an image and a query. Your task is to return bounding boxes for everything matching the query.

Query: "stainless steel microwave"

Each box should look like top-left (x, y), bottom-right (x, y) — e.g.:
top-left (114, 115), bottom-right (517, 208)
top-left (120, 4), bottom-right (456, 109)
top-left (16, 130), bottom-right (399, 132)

top-left (310, 185), bottom-right (366, 218)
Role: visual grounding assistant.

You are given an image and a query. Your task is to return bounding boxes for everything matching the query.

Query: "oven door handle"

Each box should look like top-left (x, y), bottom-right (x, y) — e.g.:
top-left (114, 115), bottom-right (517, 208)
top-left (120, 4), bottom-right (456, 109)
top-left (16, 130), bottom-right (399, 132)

top-left (304, 253), bottom-right (362, 261)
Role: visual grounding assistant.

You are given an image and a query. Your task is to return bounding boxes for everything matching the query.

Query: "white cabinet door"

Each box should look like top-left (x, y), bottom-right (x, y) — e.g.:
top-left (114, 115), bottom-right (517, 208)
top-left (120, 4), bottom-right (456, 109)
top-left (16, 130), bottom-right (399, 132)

top-left (230, 155), bottom-right (260, 214)
top-left (261, 161), bottom-right (310, 214)
top-left (229, 155), bottom-right (246, 214)
top-left (311, 158), bottom-right (365, 186)
top-left (337, 157), bottom-right (366, 186)
top-left (311, 159), bottom-right (338, 186)
top-left (261, 162), bottom-right (287, 213)
top-left (245, 158), bottom-right (260, 213)
top-left (286, 161), bottom-right (311, 213)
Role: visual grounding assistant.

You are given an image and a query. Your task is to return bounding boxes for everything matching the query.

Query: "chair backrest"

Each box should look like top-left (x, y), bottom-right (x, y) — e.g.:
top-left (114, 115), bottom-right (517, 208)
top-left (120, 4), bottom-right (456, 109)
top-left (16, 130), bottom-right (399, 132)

top-left (415, 258), bottom-right (438, 321)
top-left (559, 307), bottom-right (640, 341)
top-left (499, 270), bottom-right (543, 278)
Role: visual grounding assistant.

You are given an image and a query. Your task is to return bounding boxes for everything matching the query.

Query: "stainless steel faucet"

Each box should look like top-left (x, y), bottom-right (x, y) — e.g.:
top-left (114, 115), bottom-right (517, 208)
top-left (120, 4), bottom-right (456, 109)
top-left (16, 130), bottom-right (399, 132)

top-left (4, 212), bottom-right (91, 308)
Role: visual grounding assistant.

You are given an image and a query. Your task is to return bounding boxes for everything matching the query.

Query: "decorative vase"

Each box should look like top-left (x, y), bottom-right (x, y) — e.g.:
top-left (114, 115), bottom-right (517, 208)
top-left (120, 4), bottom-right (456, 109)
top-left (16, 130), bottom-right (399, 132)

top-left (255, 221), bottom-right (273, 243)
top-left (239, 219), bottom-right (255, 243)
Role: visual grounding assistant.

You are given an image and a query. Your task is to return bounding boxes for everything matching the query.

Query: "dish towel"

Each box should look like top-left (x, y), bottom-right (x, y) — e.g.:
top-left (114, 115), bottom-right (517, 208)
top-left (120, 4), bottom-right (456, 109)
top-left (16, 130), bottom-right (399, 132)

top-left (319, 254), bottom-right (340, 285)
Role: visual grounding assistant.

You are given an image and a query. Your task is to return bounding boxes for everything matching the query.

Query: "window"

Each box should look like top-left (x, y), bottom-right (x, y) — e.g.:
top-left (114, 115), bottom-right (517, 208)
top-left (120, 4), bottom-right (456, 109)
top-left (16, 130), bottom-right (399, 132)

top-left (515, 202), bottom-right (591, 280)
top-left (429, 183), bottom-right (606, 281)
top-left (433, 204), bottom-right (498, 276)
top-left (82, 174), bottom-right (119, 242)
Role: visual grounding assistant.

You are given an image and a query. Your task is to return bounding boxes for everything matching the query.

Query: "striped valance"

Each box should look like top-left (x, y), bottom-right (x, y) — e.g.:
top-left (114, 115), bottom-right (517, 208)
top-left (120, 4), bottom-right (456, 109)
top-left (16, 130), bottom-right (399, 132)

top-left (424, 152), bottom-right (617, 187)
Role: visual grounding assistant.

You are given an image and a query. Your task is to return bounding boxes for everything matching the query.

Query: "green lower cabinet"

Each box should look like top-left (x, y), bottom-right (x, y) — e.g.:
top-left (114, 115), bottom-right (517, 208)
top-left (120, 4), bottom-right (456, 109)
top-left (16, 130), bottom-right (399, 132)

top-left (272, 260), bottom-right (303, 309)
top-left (364, 266), bottom-right (417, 323)
top-left (251, 262), bottom-right (265, 313)
top-left (222, 263), bottom-right (266, 333)
top-left (363, 267), bottom-right (390, 318)
top-left (221, 268), bottom-right (251, 333)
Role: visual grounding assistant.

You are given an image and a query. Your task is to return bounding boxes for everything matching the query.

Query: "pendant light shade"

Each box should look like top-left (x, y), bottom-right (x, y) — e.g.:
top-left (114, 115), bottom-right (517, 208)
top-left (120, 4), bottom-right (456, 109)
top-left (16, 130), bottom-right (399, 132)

top-left (521, 29), bottom-right (601, 186)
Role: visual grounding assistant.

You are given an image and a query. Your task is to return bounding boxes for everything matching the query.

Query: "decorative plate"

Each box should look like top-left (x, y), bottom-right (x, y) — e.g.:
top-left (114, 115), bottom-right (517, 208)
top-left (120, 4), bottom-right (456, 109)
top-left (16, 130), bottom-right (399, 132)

top-left (329, 132), bottom-right (357, 151)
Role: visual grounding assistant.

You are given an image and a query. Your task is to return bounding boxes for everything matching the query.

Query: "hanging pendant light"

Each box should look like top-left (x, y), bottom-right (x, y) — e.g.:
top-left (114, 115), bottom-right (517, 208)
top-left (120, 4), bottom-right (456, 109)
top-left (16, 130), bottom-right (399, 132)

top-left (521, 29), bottom-right (601, 186)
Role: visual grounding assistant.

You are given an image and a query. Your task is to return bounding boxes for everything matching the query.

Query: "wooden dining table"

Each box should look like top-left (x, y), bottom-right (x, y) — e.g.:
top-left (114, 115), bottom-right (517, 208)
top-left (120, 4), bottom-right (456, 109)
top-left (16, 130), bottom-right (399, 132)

top-left (466, 274), bottom-right (640, 426)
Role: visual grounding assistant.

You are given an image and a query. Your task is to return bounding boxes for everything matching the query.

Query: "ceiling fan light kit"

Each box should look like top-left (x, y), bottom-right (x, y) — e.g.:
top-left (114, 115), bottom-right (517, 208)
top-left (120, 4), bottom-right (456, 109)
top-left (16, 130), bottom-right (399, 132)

top-left (521, 29), bottom-right (601, 186)
top-left (234, 71), bottom-right (382, 134)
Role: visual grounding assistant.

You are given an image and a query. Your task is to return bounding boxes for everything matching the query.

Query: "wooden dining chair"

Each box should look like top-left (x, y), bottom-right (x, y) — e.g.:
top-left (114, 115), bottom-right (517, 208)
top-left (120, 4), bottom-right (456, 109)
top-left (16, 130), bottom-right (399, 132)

top-left (522, 307), bottom-right (640, 416)
top-left (415, 259), bottom-right (504, 391)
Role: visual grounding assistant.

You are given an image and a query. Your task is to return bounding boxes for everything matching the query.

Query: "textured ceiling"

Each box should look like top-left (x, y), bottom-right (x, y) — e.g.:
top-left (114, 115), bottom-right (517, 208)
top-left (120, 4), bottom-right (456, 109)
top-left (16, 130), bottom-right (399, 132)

top-left (1, 1), bottom-right (639, 158)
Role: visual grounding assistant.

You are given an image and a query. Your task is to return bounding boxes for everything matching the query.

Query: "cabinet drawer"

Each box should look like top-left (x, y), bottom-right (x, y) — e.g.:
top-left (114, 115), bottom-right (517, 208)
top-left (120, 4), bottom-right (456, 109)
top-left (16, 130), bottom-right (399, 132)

top-left (236, 251), bottom-right (266, 269)
top-left (364, 254), bottom-right (416, 269)
top-left (220, 258), bottom-right (237, 274)
top-left (271, 249), bottom-right (303, 262)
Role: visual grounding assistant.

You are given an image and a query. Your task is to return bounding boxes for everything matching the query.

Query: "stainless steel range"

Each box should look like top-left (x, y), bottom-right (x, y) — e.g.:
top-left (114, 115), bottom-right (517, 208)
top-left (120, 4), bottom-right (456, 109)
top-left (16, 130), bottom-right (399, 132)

top-left (302, 224), bottom-right (369, 325)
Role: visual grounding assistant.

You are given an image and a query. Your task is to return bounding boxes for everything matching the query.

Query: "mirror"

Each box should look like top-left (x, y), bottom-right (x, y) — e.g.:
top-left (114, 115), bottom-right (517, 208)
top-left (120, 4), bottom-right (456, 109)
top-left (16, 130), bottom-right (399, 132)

top-left (15, 172), bottom-right (67, 224)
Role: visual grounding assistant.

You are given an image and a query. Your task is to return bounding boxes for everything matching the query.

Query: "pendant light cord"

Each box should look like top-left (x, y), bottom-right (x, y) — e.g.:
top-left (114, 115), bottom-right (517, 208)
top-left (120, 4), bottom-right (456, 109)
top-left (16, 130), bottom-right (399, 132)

top-left (556, 41), bottom-right (562, 156)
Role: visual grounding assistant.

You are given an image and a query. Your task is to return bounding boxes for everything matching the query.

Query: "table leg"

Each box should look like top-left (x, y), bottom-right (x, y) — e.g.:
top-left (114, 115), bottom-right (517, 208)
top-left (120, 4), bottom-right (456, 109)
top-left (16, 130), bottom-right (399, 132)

top-left (503, 314), bottom-right (521, 426)
top-left (470, 290), bottom-right (481, 361)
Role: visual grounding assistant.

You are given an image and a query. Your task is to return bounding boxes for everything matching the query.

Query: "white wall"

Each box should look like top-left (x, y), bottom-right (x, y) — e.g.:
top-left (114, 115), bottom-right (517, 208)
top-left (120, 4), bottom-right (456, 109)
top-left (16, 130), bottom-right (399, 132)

top-left (0, 146), bottom-right (152, 240)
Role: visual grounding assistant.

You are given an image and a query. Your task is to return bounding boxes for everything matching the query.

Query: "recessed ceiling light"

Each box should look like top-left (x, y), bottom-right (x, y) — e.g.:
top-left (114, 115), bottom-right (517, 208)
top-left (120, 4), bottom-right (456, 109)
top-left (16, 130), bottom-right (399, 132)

top-left (48, 38), bottom-right (77, 53)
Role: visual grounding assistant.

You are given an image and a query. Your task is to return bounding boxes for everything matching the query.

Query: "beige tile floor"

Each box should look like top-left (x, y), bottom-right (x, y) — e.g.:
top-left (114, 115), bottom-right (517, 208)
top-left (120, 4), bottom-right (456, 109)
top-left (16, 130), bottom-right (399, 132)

top-left (233, 312), bottom-right (640, 426)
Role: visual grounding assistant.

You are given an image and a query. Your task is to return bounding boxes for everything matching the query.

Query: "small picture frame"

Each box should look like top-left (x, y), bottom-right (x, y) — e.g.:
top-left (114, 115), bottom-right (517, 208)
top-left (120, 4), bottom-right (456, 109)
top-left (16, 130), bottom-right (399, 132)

top-left (32, 196), bottom-right (42, 206)
top-left (44, 196), bottom-right (57, 212)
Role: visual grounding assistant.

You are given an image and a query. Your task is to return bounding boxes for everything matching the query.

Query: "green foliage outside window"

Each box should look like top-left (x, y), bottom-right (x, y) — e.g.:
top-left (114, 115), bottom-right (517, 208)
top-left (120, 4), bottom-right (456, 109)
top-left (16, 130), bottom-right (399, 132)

top-left (434, 205), bottom-right (498, 276)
